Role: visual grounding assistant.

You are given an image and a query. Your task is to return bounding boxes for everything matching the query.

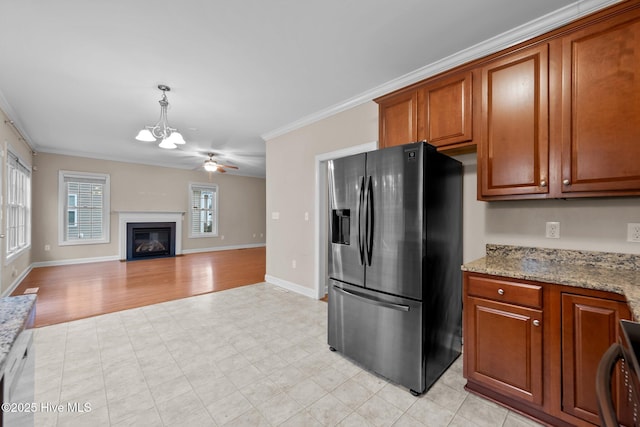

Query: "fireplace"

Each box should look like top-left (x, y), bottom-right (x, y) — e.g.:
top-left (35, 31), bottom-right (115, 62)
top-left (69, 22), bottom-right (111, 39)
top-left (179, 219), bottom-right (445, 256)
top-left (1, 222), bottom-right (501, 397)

top-left (126, 222), bottom-right (176, 261)
top-left (117, 211), bottom-right (183, 261)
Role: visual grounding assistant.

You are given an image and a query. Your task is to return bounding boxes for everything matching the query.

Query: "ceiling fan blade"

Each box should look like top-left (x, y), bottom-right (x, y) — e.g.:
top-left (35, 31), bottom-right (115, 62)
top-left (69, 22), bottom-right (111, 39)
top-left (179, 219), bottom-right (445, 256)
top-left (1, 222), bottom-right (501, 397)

top-left (218, 168), bottom-right (227, 173)
top-left (219, 164), bottom-right (238, 169)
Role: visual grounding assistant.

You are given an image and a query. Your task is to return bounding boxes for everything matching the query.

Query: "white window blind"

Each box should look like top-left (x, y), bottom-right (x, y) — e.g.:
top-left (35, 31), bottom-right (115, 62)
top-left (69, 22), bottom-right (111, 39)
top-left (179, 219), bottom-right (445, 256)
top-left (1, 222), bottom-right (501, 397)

top-left (59, 171), bottom-right (110, 244)
top-left (190, 183), bottom-right (218, 237)
top-left (6, 150), bottom-right (31, 258)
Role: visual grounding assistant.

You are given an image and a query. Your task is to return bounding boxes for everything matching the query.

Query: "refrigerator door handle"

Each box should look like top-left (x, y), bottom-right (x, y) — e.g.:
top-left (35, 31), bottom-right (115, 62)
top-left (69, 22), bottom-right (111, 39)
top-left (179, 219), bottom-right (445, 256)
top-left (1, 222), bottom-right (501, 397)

top-left (357, 176), bottom-right (365, 265)
top-left (365, 176), bottom-right (374, 266)
top-left (333, 285), bottom-right (410, 312)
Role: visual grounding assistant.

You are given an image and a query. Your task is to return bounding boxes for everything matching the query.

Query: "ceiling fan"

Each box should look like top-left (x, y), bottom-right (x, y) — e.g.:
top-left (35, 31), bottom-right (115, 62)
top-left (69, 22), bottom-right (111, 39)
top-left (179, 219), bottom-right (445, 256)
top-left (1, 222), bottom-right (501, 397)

top-left (203, 153), bottom-right (238, 173)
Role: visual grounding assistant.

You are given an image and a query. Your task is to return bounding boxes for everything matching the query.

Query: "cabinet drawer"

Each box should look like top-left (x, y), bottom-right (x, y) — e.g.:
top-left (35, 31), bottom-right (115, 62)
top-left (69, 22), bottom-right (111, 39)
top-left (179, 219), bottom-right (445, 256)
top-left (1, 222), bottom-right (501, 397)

top-left (467, 275), bottom-right (542, 308)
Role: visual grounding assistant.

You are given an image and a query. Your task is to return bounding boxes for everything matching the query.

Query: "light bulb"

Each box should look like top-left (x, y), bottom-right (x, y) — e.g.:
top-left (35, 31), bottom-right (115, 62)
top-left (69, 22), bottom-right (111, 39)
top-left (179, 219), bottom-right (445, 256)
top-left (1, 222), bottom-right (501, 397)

top-left (166, 131), bottom-right (186, 145)
top-left (135, 129), bottom-right (156, 142)
top-left (158, 138), bottom-right (177, 149)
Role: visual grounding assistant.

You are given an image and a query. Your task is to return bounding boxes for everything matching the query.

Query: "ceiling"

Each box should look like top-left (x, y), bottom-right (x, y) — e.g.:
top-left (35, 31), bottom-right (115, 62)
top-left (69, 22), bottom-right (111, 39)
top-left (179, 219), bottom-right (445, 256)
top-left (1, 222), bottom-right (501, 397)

top-left (0, 0), bottom-right (594, 177)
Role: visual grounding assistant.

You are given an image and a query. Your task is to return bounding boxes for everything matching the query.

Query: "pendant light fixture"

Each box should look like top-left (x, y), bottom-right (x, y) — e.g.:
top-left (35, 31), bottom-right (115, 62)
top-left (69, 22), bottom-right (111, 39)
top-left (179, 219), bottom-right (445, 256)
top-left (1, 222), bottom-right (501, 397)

top-left (135, 84), bottom-right (186, 149)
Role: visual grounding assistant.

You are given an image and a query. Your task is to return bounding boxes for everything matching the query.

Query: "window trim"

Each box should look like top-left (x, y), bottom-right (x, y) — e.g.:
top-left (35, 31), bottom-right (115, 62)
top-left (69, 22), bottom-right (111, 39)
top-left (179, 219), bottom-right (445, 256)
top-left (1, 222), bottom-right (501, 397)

top-left (5, 147), bottom-right (31, 262)
top-left (58, 170), bottom-right (111, 246)
top-left (189, 182), bottom-right (219, 238)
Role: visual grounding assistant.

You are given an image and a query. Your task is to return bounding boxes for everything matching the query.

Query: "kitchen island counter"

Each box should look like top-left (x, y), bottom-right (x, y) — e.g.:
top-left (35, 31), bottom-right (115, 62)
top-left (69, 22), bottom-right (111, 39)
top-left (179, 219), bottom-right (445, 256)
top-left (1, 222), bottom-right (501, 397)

top-left (0, 294), bottom-right (36, 373)
top-left (462, 244), bottom-right (640, 319)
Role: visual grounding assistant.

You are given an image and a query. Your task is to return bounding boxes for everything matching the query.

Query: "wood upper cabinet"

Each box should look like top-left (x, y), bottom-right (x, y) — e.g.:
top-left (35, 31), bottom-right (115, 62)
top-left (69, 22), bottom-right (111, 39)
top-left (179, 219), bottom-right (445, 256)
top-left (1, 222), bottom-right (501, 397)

top-left (464, 274), bottom-right (543, 405)
top-left (478, 44), bottom-right (549, 199)
top-left (377, 90), bottom-right (418, 149)
top-left (376, 70), bottom-right (473, 150)
top-left (559, 9), bottom-right (640, 196)
top-left (561, 293), bottom-right (632, 425)
top-left (417, 71), bottom-right (473, 149)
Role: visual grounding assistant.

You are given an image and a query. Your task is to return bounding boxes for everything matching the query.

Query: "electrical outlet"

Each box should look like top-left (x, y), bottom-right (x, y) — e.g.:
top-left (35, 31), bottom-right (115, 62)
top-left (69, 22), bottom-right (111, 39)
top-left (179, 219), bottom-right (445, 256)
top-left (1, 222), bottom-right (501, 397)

top-left (292, 260), bottom-right (297, 269)
top-left (546, 222), bottom-right (560, 239)
top-left (628, 223), bottom-right (640, 242)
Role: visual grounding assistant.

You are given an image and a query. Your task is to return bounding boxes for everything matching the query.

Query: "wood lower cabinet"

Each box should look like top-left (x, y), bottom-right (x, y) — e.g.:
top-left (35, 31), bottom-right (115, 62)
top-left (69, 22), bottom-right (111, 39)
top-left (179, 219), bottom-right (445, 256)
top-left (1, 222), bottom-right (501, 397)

top-left (464, 274), bottom-right (543, 406)
top-left (463, 272), bottom-right (633, 426)
top-left (561, 293), bottom-right (633, 425)
top-left (465, 296), bottom-right (543, 405)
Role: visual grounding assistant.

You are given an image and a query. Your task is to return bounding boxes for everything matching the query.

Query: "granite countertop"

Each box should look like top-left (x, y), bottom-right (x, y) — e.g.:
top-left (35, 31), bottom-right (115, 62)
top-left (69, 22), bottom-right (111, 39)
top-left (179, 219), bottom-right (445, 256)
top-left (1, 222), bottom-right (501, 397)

top-left (0, 294), bottom-right (36, 373)
top-left (462, 244), bottom-right (640, 319)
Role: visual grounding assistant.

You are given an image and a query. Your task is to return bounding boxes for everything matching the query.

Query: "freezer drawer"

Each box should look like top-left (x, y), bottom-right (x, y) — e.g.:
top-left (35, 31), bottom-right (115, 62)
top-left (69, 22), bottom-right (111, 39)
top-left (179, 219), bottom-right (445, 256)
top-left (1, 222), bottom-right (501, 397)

top-left (328, 280), bottom-right (425, 393)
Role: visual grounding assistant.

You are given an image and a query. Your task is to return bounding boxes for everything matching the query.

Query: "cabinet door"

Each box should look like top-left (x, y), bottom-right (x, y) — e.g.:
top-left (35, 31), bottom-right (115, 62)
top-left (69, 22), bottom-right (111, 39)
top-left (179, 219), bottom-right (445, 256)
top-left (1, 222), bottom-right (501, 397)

top-left (561, 293), bottom-right (631, 425)
top-left (377, 90), bottom-right (418, 148)
top-left (465, 296), bottom-right (543, 405)
top-left (478, 44), bottom-right (549, 199)
top-left (560, 10), bottom-right (640, 195)
top-left (418, 71), bottom-right (473, 149)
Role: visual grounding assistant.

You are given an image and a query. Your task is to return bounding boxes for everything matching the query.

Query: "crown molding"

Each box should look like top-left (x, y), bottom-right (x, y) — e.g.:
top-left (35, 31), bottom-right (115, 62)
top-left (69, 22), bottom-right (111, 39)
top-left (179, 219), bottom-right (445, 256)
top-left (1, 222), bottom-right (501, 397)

top-left (261, 0), bottom-right (621, 142)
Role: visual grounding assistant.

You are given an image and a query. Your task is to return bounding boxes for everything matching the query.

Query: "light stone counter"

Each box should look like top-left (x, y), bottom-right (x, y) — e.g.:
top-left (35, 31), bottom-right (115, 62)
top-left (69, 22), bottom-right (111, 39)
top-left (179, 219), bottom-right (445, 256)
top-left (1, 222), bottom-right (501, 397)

top-left (0, 294), bottom-right (36, 372)
top-left (462, 244), bottom-right (640, 319)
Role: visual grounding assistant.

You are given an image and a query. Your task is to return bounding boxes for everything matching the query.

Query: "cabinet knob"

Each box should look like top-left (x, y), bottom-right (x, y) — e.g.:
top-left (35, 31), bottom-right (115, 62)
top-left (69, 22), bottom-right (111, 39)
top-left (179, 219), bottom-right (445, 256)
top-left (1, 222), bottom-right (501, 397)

top-left (540, 180), bottom-right (547, 187)
top-left (533, 320), bottom-right (540, 327)
top-left (498, 288), bottom-right (505, 296)
top-left (563, 179), bottom-right (570, 186)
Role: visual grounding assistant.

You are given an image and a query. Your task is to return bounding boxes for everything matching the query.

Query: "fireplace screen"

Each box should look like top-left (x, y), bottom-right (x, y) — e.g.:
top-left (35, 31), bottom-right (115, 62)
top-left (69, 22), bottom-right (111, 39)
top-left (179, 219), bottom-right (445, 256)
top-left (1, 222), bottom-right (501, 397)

top-left (126, 222), bottom-right (176, 260)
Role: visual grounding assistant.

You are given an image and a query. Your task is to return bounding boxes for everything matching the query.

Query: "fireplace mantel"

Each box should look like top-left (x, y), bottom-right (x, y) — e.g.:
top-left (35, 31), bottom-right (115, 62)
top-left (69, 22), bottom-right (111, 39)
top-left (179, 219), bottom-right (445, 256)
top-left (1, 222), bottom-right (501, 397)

top-left (117, 211), bottom-right (184, 260)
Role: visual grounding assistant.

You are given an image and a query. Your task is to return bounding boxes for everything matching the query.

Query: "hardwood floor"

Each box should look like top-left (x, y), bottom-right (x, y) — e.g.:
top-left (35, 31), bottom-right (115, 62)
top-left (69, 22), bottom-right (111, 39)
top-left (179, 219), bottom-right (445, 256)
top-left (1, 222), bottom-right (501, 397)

top-left (11, 247), bottom-right (266, 328)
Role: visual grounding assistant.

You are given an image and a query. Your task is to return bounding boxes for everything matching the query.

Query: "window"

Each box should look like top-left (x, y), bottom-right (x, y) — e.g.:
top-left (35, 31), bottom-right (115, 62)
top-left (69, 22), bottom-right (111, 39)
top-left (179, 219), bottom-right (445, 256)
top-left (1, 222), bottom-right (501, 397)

top-left (67, 194), bottom-right (77, 227)
top-left (190, 183), bottom-right (218, 237)
top-left (59, 171), bottom-right (110, 245)
top-left (6, 150), bottom-right (31, 259)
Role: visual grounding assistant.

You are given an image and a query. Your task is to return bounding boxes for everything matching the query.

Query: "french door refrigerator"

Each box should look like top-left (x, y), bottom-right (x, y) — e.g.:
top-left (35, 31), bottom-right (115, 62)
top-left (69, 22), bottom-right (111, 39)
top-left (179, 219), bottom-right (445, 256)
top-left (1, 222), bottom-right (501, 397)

top-left (327, 141), bottom-right (462, 395)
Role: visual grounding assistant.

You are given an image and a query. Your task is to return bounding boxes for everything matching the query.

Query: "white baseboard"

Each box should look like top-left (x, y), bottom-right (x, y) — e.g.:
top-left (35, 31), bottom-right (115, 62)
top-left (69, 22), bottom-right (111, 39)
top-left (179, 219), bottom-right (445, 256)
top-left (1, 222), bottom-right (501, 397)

top-left (264, 274), bottom-right (318, 299)
top-left (182, 243), bottom-right (266, 255)
top-left (1, 265), bottom-right (34, 297)
top-left (30, 243), bottom-right (266, 267)
top-left (32, 255), bottom-right (120, 268)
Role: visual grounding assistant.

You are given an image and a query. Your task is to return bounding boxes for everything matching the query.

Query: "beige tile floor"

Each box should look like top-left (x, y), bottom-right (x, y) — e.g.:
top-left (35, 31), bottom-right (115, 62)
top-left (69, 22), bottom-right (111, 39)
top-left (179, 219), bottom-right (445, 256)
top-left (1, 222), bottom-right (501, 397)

top-left (33, 282), bottom-right (543, 426)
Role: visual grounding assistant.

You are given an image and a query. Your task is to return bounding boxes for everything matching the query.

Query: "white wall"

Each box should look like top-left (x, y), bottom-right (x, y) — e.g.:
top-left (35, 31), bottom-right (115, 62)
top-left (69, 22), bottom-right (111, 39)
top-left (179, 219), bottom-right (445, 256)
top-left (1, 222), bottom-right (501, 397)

top-left (265, 101), bottom-right (640, 298)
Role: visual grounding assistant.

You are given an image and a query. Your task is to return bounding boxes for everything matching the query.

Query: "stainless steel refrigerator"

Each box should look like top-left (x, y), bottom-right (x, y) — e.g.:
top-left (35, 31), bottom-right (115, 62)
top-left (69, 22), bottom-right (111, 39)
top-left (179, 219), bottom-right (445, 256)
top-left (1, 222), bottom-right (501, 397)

top-left (327, 141), bottom-right (462, 395)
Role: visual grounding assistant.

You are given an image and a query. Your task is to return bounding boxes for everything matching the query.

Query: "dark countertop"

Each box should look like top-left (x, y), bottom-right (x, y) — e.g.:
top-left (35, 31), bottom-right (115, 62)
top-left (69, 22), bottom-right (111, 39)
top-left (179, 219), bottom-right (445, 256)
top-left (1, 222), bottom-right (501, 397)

top-left (462, 244), bottom-right (640, 319)
top-left (0, 294), bottom-right (36, 372)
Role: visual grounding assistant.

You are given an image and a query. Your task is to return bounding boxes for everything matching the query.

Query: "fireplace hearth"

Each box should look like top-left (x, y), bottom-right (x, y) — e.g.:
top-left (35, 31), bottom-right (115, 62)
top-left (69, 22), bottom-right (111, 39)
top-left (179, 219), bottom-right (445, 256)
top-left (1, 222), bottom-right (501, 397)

top-left (126, 222), bottom-right (176, 261)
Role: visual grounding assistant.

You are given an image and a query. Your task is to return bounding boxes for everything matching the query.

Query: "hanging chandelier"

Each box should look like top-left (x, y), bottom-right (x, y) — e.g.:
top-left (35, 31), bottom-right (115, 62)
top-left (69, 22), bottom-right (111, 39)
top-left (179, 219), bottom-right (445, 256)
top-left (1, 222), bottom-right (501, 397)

top-left (135, 84), bottom-right (186, 149)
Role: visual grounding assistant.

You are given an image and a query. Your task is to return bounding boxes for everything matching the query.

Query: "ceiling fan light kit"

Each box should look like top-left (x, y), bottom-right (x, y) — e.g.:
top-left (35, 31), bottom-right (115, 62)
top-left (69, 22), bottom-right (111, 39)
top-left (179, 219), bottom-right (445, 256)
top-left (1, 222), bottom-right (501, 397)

top-left (135, 84), bottom-right (185, 150)
top-left (203, 159), bottom-right (219, 172)
top-left (203, 153), bottom-right (239, 173)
